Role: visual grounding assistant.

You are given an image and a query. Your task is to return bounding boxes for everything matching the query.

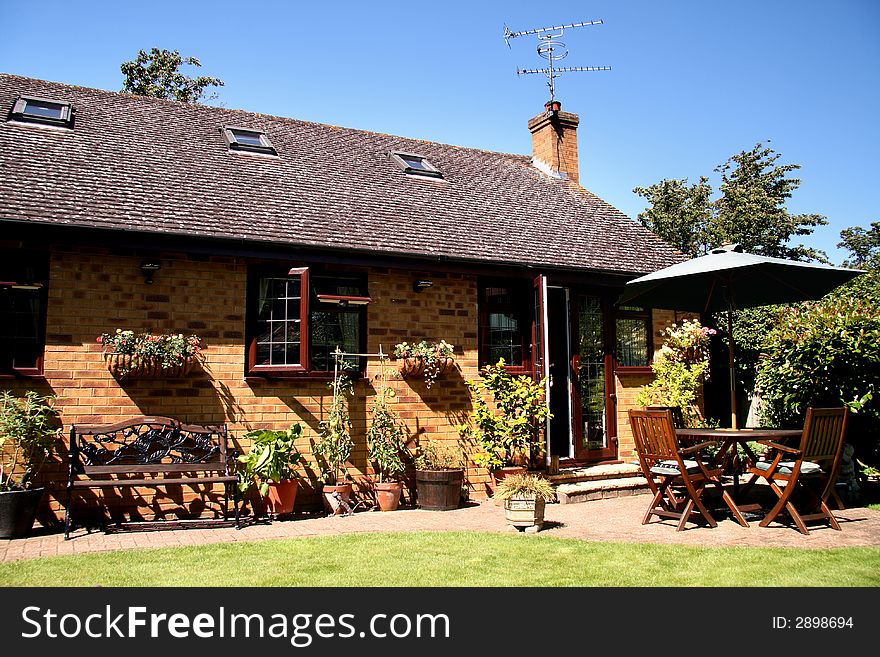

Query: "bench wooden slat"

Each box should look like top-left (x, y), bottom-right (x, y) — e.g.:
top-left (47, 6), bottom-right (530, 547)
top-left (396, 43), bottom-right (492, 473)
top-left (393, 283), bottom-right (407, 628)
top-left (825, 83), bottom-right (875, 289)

top-left (71, 476), bottom-right (238, 488)
top-left (80, 463), bottom-right (228, 475)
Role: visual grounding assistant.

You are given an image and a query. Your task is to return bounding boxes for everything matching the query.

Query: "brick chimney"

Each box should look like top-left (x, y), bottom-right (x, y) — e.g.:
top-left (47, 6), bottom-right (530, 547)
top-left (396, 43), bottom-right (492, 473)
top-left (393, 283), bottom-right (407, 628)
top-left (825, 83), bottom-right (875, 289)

top-left (527, 100), bottom-right (580, 183)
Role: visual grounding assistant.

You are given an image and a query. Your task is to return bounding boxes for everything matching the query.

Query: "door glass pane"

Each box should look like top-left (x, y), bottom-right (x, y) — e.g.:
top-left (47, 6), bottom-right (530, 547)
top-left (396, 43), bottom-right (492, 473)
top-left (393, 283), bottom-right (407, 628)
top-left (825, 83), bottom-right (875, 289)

top-left (578, 296), bottom-right (606, 450)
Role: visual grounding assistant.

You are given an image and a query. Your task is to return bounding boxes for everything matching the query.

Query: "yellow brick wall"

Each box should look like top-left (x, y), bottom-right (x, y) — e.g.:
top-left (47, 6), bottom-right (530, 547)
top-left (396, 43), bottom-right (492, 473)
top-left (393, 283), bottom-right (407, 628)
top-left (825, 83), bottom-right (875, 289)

top-left (614, 309), bottom-right (699, 461)
top-left (2, 246), bottom-right (489, 525)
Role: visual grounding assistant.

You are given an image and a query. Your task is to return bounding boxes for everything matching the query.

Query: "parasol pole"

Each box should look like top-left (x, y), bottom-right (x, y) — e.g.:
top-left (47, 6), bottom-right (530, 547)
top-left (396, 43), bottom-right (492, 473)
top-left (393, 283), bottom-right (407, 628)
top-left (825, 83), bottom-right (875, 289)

top-left (727, 305), bottom-right (738, 429)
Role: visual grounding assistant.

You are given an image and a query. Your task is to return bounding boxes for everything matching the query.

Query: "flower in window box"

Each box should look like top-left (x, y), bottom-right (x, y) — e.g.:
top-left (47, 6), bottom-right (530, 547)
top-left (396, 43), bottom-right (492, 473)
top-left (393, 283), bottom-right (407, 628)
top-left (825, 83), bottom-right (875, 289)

top-left (99, 330), bottom-right (203, 378)
top-left (392, 340), bottom-right (455, 388)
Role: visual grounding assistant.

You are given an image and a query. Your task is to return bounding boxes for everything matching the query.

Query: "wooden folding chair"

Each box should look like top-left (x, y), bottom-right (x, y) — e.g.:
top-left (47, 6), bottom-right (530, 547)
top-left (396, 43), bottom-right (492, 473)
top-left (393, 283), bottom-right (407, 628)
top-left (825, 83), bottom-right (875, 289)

top-left (746, 407), bottom-right (848, 535)
top-left (628, 409), bottom-right (748, 531)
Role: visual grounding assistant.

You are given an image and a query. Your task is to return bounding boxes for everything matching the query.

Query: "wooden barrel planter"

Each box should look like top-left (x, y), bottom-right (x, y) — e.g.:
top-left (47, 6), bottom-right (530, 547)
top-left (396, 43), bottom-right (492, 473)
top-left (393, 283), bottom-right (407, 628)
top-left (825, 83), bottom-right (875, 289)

top-left (415, 468), bottom-right (464, 510)
top-left (104, 352), bottom-right (196, 379)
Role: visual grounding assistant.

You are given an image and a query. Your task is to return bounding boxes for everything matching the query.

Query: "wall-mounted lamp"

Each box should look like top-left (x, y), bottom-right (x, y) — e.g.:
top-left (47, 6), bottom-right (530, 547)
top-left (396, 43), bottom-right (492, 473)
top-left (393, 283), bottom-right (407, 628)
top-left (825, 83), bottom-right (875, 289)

top-left (140, 260), bottom-right (161, 285)
top-left (413, 279), bottom-right (433, 293)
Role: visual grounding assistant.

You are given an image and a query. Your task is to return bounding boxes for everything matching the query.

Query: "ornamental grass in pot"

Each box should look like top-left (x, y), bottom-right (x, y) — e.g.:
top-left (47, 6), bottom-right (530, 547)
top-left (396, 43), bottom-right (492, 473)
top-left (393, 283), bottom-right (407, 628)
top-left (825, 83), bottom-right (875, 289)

top-left (0, 391), bottom-right (60, 538)
top-left (494, 472), bottom-right (556, 533)
top-left (367, 359), bottom-right (408, 511)
top-left (237, 424), bottom-right (304, 517)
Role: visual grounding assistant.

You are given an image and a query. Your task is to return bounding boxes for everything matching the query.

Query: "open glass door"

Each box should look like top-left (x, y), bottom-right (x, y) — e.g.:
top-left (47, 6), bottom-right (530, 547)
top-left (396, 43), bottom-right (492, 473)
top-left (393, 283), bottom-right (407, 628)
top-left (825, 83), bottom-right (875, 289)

top-left (532, 274), bottom-right (551, 463)
top-left (571, 294), bottom-right (617, 461)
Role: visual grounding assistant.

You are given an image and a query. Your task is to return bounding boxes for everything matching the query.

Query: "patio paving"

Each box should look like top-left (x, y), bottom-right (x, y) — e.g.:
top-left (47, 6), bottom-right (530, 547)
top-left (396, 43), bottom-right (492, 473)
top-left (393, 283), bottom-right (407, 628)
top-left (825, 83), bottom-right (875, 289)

top-left (3, 494), bottom-right (880, 563)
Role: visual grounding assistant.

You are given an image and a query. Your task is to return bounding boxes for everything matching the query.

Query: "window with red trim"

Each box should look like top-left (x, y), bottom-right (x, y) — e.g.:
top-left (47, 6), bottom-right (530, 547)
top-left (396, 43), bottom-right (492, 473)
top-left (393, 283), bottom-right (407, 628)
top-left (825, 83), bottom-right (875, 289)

top-left (615, 305), bottom-right (652, 368)
top-left (247, 266), bottom-right (369, 376)
top-left (478, 279), bottom-right (532, 372)
top-left (0, 250), bottom-right (48, 377)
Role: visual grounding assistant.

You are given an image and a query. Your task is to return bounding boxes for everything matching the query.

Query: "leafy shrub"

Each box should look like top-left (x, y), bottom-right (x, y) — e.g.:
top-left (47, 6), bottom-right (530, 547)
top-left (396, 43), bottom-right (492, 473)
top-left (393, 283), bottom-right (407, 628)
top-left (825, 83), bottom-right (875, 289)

top-left (237, 425), bottom-right (303, 496)
top-left (314, 373), bottom-right (354, 484)
top-left (0, 391), bottom-right (60, 491)
top-left (459, 359), bottom-right (551, 470)
top-left (756, 296), bottom-right (880, 464)
top-left (367, 361), bottom-right (408, 482)
top-left (636, 319), bottom-right (715, 427)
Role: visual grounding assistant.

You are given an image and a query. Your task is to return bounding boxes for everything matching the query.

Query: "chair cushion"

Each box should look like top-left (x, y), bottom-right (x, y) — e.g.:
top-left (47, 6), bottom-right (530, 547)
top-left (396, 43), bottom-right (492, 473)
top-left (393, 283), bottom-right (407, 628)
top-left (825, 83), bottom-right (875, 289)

top-left (753, 460), bottom-right (823, 476)
top-left (651, 459), bottom-right (701, 476)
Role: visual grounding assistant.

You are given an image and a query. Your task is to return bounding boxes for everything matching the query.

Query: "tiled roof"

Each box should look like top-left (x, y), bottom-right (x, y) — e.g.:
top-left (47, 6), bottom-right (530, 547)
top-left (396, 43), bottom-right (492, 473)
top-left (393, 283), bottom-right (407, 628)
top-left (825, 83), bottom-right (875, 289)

top-left (0, 74), bottom-right (682, 275)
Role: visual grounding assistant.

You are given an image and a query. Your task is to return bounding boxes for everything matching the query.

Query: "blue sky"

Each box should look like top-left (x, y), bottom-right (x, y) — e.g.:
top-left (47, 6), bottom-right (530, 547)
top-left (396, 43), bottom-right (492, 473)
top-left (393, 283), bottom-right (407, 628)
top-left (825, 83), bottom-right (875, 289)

top-left (2, 0), bottom-right (878, 264)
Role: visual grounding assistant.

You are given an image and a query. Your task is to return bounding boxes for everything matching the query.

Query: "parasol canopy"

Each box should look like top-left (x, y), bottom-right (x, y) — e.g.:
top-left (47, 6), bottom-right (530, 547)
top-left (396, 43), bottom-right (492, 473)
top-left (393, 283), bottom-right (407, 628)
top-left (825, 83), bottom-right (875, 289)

top-left (619, 244), bottom-right (864, 427)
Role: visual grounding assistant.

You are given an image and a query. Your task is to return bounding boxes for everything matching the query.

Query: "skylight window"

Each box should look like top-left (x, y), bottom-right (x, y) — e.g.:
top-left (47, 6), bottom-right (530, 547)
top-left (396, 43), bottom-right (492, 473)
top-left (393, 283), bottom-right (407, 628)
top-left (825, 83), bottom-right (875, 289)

top-left (389, 151), bottom-right (443, 178)
top-left (10, 96), bottom-right (74, 128)
top-left (220, 125), bottom-right (277, 156)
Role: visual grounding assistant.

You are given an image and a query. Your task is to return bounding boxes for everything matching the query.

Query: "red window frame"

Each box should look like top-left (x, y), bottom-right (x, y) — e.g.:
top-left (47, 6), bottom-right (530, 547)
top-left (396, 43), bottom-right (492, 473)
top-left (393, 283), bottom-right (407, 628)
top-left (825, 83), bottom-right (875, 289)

top-left (0, 250), bottom-right (48, 378)
top-left (478, 278), bottom-right (533, 375)
top-left (246, 265), bottom-right (369, 378)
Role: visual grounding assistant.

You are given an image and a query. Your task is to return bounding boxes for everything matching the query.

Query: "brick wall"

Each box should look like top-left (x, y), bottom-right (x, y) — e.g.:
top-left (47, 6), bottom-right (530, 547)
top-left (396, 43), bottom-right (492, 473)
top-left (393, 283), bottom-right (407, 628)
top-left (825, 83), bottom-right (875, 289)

top-left (614, 309), bottom-right (700, 461)
top-left (2, 246), bottom-right (487, 526)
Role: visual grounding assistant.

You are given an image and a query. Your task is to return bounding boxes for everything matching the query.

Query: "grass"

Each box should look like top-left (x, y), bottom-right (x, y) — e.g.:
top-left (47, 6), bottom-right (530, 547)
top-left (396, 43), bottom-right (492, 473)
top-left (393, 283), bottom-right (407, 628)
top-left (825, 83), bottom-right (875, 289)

top-left (2, 532), bottom-right (879, 587)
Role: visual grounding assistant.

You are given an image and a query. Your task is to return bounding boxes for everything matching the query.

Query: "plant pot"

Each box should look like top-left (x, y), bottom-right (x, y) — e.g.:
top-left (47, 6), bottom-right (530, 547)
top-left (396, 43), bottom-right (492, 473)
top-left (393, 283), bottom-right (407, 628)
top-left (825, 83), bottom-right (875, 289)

top-left (321, 483), bottom-right (353, 515)
top-left (104, 352), bottom-right (196, 379)
top-left (397, 357), bottom-right (455, 379)
top-left (491, 466), bottom-right (527, 506)
top-left (504, 495), bottom-right (546, 531)
top-left (374, 481), bottom-right (403, 512)
top-left (415, 468), bottom-right (464, 510)
top-left (264, 480), bottom-right (298, 516)
top-left (0, 487), bottom-right (44, 539)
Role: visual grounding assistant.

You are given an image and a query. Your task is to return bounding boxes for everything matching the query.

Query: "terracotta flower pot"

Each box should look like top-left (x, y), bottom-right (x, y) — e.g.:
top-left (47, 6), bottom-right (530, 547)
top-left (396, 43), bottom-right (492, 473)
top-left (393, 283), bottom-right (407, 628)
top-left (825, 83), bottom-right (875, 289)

top-left (321, 483), bottom-right (353, 515)
top-left (264, 480), bottom-right (298, 516)
top-left (374, 481), bottom-right (403, 512)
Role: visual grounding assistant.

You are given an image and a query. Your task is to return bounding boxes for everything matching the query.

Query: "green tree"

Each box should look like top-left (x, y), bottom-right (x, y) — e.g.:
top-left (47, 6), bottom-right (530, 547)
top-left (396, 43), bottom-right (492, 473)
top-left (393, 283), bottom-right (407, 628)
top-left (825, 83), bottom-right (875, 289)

top-left (832, 220), bottom-right (880, 307)
top-left (838, 220), bottom-right (880, 269)
top-left (120, 48), bottom-right (224, 104)
top-left (712, 143), bottom-right (827, 261)
top-left (633, 177), bottom-right (713, 258)
top-left (634, 143), bottom-right (827, 261)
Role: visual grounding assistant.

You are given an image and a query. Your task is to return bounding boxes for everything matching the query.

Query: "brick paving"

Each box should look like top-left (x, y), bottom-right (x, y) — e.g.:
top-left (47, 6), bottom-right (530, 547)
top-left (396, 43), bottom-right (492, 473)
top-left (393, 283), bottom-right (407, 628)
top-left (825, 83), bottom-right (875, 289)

top-left (3, 495), bottom-right (880, 563)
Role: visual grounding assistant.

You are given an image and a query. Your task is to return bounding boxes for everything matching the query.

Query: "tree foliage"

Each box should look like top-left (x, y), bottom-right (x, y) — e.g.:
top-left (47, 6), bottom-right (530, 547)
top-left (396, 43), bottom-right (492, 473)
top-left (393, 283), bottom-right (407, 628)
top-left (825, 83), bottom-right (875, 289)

top-left (633, 177), bottom-right (713, 258)
top-left (634, 143), bottom-right (827, 261)
top-left (120, 48), bottom-right (224, 104)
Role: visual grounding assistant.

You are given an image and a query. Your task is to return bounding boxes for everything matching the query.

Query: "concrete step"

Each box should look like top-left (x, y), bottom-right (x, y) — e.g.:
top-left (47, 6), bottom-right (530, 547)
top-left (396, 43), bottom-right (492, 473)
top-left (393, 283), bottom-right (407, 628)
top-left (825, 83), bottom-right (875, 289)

top-left (555, 476), bottom-right (650, 505)
top-left (548, 462), bottom-right (642, 486)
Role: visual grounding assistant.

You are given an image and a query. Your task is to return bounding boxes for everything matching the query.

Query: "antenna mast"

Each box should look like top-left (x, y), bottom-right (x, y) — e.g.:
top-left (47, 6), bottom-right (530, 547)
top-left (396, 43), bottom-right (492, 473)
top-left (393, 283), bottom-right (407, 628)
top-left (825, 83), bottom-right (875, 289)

top-left (504, 19), bottom-right (611, 101)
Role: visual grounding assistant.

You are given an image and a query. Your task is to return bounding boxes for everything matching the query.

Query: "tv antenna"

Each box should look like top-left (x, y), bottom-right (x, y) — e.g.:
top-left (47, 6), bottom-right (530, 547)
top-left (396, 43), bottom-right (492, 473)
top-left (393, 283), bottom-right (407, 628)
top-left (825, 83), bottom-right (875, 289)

top-left (504, 20), bottom-right (611, 102)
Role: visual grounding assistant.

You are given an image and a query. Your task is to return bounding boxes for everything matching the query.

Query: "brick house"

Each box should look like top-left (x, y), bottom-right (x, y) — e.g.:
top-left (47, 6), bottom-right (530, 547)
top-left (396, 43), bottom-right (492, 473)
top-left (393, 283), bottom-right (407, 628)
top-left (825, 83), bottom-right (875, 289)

top-left (0, 74), bottom-right (683, 523)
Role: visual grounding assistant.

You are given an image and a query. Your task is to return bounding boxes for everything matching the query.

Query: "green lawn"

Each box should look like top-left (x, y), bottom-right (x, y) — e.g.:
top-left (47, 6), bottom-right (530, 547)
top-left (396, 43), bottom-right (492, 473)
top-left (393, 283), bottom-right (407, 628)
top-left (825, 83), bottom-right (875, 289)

top-left (2, 532), bottom-right (879, 587)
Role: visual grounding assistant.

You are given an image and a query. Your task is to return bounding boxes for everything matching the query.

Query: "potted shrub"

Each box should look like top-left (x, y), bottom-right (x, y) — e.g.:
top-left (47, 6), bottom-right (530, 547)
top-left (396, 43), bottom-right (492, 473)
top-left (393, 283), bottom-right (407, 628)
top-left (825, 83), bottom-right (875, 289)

top-left (494, 472), bottom-right (556, 533)
top-left (99, 329), bottom-right (203, 378)
top-left (367, 360), bottom-right (408, 511)
top-left (414, 440), bottom-right (465, 511)
top-left (393, 340), bottom-right (455, 388)
top-left (0, 391), bottom-right (60, 539)
top-left (314, 371), bottom-right (354, 515)
top-left (459, 359), bottom-right (552, 491)
top-left (237, 424), bottom-right (304, 517)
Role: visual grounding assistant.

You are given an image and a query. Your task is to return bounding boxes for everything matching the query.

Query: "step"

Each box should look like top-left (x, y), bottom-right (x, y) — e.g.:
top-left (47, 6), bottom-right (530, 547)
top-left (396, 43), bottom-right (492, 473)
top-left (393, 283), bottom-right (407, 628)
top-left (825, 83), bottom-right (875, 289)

top-left (555, 476), bottom-right (650, 505)
top-left (548, 462), bottom-right (642, 486)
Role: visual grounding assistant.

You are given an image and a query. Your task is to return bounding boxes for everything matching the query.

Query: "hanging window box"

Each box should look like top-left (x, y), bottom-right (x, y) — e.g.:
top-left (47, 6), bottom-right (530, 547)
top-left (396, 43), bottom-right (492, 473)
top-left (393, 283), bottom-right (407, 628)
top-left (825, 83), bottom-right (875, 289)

top-left (393, 340), bottom-right (455, 388)
top-left (98, 330), bottom-right (202, 379)
top-left (103, 352), bottom-right (198, 379)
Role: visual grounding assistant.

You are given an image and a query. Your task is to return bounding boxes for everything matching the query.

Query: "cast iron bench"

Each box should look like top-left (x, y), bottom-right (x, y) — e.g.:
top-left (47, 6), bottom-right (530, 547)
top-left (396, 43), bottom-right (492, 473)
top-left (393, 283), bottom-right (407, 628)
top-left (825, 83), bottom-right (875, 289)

top-left (65, 416), bottom-right (240, 539)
